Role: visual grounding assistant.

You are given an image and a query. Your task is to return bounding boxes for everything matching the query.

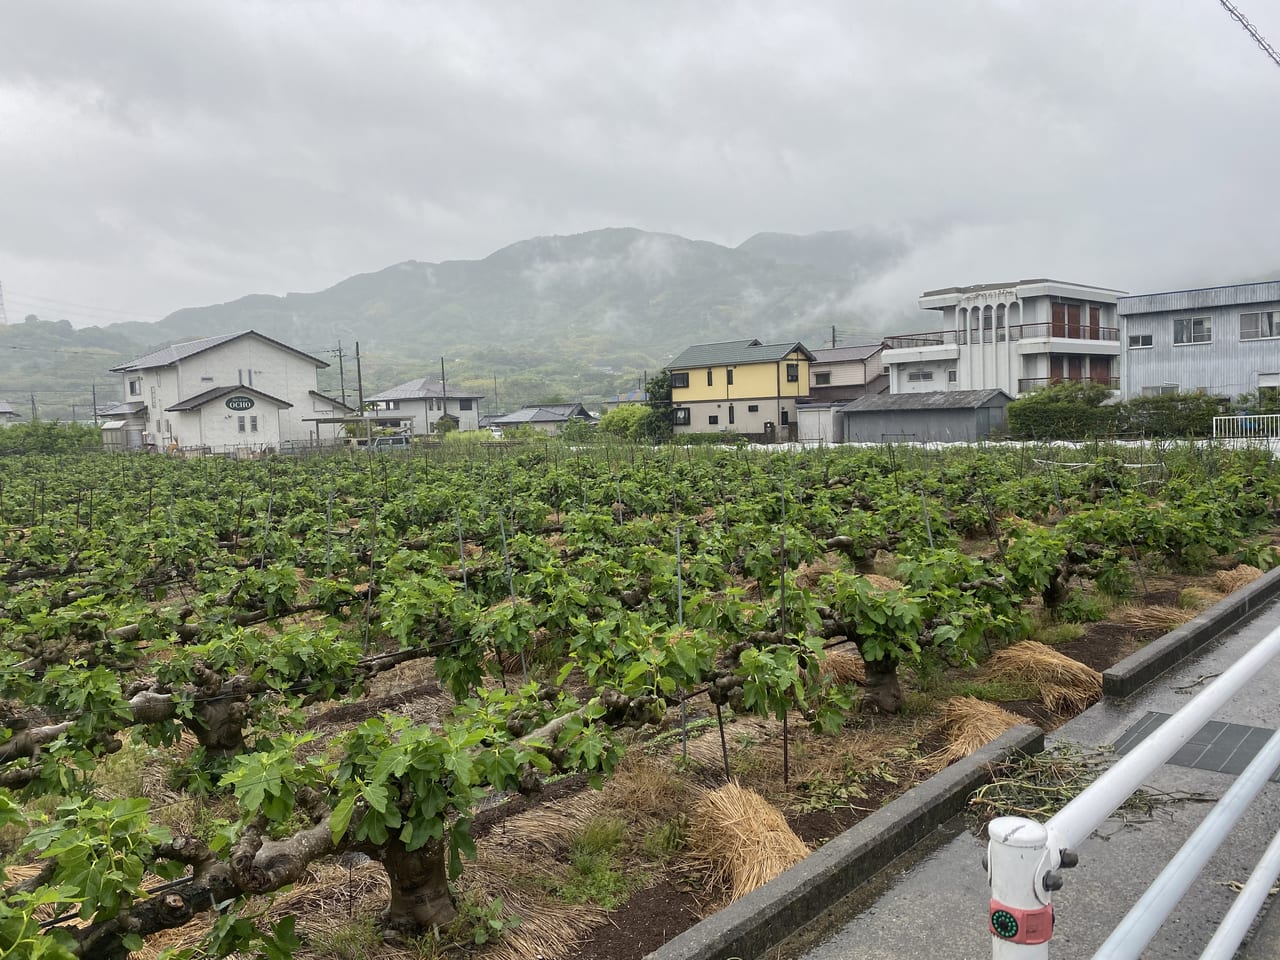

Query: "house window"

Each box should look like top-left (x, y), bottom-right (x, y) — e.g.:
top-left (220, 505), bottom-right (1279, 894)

top-left (728, 405), bottom-right (735, 425)
top-left (747, 404), bottom-right (759, 413)
top-left (781, 409), bottom-right (790, 425)
top-left (385, 400), bottom-right (401, 411)
top-left (1241, 312), bottom-right (1280, 340)
top-left (1128, 334), bottom-right (1153, 348)
top-left (671, 372), bottom-right (689, 389)
top-left (459, 399), bottom-right (473, 411)
top-left (726, 368), bottom-right (734, 386)
top-left (1142, 385), bottom-right (1179, 396)
top-left (150, 386), bottom-right (158, 409)
top-left (786, 363), bottom-right (799, 382)
top-left (908, 370), bottom-right (934, 382)
top-left (673, 407), bottom-right (691, 425)
top-left (237, 416), bottom-right (246, 433)
top-left (814, 372), bottom-right (831, 386)
top-left (250, 416), bottom-right (258, 433)
top-left (200, 376), bottom-right (214, 382)
top-left (1173, 316), bottom-right (1212, 344)
top-left (947, 369), bottom-right (958, 383)
top-left (128, 378), bottom-right (142, 397)
top-left (708, 415), bottom-right (719, 425)
top-left (706, 369), bottom-right (714, 387)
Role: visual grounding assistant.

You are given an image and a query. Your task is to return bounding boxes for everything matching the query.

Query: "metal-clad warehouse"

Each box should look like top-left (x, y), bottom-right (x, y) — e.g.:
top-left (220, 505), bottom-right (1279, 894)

top-left (838, 389), bottom-right (1012, 443)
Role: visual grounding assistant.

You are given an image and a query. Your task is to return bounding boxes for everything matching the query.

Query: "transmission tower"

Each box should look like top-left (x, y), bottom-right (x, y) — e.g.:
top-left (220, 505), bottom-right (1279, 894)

top-left (0, 281), bottom-right (8, 326)
top-left (1218, 0), bottom-right (1280, 70)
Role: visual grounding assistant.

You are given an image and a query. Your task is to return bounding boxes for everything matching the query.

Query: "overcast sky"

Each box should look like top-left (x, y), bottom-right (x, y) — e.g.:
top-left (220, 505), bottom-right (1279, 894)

top-left (2, 0), bottom-right (1278, 328)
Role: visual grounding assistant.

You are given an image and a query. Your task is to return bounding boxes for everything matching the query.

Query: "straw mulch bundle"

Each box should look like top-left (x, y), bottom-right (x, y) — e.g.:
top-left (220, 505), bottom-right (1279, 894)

top-left (988, 641), bottom-right (1102, 714)
top-left (818, 648), bottom-right (865, 686)
top-left (794, 557), bottom-right (836, 590)
top-left (862, 574), bottom-right (904, 591)
top-left (1215, 564), bottom-right (1264, 594)
top-left (687, 782), bottom-right (808, 903)
top-left (920, 697), bottom-right (1024, 772)
top-left (1110, 604), bottom-right (1196, 632)
top-left (485, 792), bottom-right (604, 854)
top-left (1178, 586), bottom-right (1221, 611)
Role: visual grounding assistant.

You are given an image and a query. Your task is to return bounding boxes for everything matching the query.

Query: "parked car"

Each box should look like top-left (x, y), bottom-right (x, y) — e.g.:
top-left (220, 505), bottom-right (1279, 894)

top-left (371, 435), bottom-right (411, 451)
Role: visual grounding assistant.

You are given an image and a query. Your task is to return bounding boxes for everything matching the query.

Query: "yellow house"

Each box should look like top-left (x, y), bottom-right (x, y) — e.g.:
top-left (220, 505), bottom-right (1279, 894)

top-left (667, 338), bottom-right (815, 439)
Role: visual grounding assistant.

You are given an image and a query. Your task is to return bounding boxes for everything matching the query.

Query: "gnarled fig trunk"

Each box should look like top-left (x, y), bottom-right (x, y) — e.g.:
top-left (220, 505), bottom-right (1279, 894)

top-left (377, 837), bottom-right (457, 933)
top-left (860, 656), bottom-right (902, 713)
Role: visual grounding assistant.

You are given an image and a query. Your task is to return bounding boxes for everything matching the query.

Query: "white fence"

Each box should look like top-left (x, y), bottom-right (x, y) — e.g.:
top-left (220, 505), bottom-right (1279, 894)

top-left (987, 623), bottom-right (1280, 958)
top-left (1213, 413), bottom-right (1280, 439)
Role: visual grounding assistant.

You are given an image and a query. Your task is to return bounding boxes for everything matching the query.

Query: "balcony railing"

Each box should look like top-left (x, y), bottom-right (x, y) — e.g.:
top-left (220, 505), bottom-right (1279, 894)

top-left (883, 324), bottom-right (1120, 351)
top-left (1018, 376), bottom-right (1120, 392)
top-left (882, 330), bottom-right (966, 349)
top-left (1018, 322), bottom-right (1120, 341)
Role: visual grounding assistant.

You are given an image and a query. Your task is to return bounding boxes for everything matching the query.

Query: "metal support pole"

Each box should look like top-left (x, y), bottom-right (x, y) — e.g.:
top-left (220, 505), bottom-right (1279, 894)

top-left (987, 817), bottom-right (1054, 958)
top-left (1093, 727), bottom-right (1280, 960)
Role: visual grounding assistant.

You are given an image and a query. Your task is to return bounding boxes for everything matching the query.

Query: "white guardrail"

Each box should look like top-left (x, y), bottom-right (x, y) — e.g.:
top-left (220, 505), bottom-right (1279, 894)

top-left (986, 623), bottom-right (1280, 958)
top-left (1213, 414), bottom-right (1280, 440)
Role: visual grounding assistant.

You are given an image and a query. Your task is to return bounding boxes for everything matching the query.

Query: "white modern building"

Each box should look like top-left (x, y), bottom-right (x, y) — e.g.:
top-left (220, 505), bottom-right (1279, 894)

top-left (883, 279), bottom-right (1125, 398)
top-left (1117, 281), bottom-right (1280, 400)
top-left (365, 378), bottom-right (484, 435)
top-left (106, 331), bottom-right (351, 453)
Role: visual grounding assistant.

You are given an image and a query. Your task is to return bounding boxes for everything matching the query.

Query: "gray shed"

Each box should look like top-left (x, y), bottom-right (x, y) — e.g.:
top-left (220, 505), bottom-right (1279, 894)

top-left (838, 389), bottom-right (1012, 443)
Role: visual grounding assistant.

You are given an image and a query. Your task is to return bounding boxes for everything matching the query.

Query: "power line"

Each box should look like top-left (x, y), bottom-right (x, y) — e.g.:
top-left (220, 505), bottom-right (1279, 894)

top-left (4, 289), bottom-right (167, 322)
top-left (1217, 0), bottom-right (1280, 69)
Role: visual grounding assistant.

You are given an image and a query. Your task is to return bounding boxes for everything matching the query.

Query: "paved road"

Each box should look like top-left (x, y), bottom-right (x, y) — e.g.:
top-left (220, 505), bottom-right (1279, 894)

top-left (787, 599), bottom-right (1280, 960)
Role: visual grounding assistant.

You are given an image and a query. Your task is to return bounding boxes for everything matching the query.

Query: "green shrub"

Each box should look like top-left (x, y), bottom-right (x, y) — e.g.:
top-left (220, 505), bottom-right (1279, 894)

top-left (1007, 382), bottom-right (1118, 440)
top-left (1120, 393), bottom-right (1224, 438)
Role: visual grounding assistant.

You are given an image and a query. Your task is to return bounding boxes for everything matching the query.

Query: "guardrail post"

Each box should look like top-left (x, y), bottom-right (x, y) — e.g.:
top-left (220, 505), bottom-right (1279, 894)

top-left (987, 817), bottom-right (1058, 957)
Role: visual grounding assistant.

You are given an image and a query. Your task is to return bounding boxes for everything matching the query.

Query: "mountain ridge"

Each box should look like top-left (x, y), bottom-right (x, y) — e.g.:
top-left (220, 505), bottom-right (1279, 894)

top-left (3, 226), bottom-right (908, 418)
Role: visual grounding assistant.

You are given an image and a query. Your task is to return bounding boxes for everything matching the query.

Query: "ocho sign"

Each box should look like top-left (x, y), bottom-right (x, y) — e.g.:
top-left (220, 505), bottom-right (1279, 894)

top-left (225, 395), bottom-right (255, 412)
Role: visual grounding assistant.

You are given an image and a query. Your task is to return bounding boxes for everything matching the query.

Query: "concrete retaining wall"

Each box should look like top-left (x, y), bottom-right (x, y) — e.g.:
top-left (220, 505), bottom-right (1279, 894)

top-left (643, 724), bottom-right (1043, 960)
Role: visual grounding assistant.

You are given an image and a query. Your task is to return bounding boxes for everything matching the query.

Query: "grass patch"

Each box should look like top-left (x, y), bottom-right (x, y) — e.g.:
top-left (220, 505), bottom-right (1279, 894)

top-left (1033, 622), bottom-right (1085, 646)
top-left (642, 816), bottom-right (687, 862)
top-left (307, 916), bottom-right (382, 960)
top-left (557, 815), bottom-right (641, 910)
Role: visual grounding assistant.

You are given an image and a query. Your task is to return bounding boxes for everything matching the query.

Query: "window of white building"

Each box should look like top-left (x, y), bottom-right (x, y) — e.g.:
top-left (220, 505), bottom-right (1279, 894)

top-left (1241, 312), bottom-right (1280, 340)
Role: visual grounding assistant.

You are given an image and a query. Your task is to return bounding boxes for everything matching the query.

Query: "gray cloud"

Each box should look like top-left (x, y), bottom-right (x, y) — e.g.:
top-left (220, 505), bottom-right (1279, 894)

top-left (2, 0), bottom-right (1278, 327)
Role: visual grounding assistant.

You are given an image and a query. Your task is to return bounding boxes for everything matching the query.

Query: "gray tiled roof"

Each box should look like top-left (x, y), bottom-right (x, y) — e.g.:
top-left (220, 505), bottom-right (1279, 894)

top-left (111, 330), bottom-right (329, 372)
top-left (839, 389), bottom-right (1011, 413)
top-left (0, 401), bottom-right (16, 416)
top-left (492, 403), bottom-right (595, 425)
top-left (810, 343), bottom-right (884, 364)
top-left (164, 385), bottom-right (292, 412)
top-left (668, 339), bottom-right (815, 369)
top-left (367, 378), bottom-right (483, 402)
top-left (97, 400), bottom-right (147, 417)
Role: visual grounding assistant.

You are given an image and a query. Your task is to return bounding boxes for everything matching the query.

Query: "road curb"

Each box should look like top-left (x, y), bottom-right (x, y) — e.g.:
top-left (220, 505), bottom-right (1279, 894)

top-left (643, 723), bottom-right (1043, 960)
top-left (1103, 565), bottom-right (1280, 698)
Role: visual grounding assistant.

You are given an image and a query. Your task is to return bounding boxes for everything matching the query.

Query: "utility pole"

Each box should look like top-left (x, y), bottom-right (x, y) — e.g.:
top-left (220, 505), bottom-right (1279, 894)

top-left (493, 374), bottom-right (499, 412)
top-left (335, 341), bottom-right (348, 407)
top-left (440, 356), bottom-right (448, 409)
top-left (354, 341), bottom-right (365, 412)
top-left (71, 403), bottom-right (77, 423)
top-left (30, 394), bottom-right (37, 422)
top-left (832, 325), bottom-right (837, 349)
top-left (91, 383), bottom-right (99, 425)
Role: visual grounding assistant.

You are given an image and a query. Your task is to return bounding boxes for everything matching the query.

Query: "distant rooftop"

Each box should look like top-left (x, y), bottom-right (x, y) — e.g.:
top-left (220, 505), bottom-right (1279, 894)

top-left (839, 389), bottom-right (1011, 413)
top-left (810, 343), bottom-right (884, 364)
top-left (367, 378), bottom-right (483, 402)
top-left (111, 330), bottom-right (329, 372)
top-left (668, 338), bottom-right (815, 369)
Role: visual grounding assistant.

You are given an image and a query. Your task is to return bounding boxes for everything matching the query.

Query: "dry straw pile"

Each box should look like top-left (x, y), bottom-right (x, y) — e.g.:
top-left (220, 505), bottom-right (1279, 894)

top-left (1110, 604), bottom-right (1196, 632)
top-left (1215, 564), bottom-right (1264, 594)
top-left (988, 641), bottom-right (1102, 714)
top-left (921, 697), bottom-right (1024, 772)
top-left (818, 649), bottom-right (865, 685)
top-left (688, 782), bottom-right (809, 902)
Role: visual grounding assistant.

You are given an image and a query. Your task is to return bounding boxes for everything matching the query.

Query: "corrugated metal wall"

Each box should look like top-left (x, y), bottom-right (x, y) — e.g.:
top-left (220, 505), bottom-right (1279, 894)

top-left (1119, 286), bottom-right (1280, 398)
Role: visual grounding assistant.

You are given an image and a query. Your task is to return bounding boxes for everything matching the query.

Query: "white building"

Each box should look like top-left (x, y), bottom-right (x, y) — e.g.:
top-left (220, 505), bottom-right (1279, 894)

top-left (1117, 281), bottom-right (1280, 400)
top-left (365, 378), bottom-right (484, 435)
top-left (883, 279), bottom-right (1125, 398)
top-left (107, 331), bottom-right (350, 453)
